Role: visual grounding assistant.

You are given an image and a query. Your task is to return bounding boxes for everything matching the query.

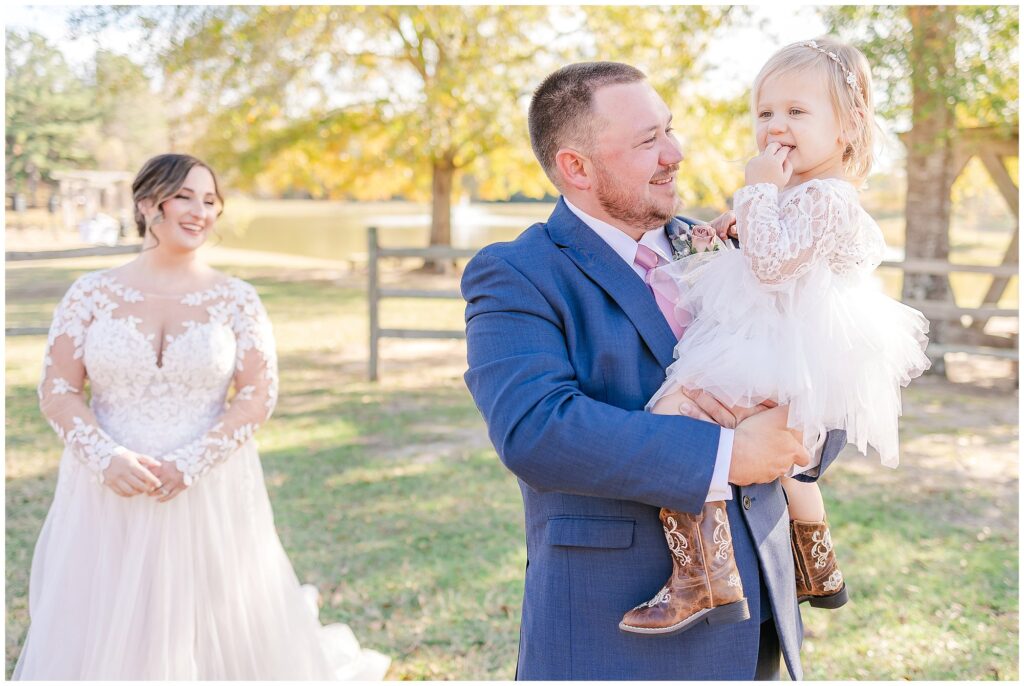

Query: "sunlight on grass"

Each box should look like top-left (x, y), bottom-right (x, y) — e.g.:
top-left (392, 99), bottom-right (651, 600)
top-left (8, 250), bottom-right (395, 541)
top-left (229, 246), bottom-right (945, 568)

top-left (5, 254), bottom-right (1017, 680)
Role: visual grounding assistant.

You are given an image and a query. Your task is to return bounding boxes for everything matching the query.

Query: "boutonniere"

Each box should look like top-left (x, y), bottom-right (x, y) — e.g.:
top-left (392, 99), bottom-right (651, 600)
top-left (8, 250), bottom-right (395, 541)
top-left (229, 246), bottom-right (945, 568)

top-left (668, 222), bottom-right (721, 261)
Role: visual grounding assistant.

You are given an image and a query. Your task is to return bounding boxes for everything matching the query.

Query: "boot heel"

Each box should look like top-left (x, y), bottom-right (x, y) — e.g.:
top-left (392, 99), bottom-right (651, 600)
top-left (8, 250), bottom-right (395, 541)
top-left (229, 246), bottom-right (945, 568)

top-left (807, 584), bottom-right (849, 609)
top-left (705, 598), bottom-right (750, 625)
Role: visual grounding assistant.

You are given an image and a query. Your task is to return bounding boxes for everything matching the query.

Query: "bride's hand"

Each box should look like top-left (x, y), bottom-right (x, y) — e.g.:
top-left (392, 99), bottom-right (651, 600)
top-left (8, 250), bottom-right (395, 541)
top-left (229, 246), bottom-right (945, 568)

top-left (102, 451), bottom-right (163, 497)
top-left (146, 460), bottom-right (189, 502)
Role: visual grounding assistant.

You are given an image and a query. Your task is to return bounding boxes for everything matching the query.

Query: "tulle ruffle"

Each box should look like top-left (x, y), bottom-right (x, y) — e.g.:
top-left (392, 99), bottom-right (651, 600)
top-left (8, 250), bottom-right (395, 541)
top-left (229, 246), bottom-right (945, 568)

top-left (13, 443), bottom-right (390, 680)
top-left (649, 246), bottom-right (930, 468)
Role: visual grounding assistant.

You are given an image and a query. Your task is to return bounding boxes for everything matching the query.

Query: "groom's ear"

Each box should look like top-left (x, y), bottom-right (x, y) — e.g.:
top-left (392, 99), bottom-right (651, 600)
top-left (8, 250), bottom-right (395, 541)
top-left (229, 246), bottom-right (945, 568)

top-left (554, 148), bottom-right (593, 191)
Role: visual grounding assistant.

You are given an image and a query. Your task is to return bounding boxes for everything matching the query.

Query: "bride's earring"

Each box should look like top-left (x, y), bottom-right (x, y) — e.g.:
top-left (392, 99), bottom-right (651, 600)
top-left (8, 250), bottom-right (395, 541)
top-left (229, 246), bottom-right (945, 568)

top-left (146, 211), bottom-right (164, 233)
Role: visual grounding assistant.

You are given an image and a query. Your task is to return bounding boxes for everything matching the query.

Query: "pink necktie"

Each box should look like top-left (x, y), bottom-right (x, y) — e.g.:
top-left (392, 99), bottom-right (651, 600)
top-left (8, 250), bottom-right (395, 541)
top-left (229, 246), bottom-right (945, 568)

top-left (634, 244), bottom-right (685, 340)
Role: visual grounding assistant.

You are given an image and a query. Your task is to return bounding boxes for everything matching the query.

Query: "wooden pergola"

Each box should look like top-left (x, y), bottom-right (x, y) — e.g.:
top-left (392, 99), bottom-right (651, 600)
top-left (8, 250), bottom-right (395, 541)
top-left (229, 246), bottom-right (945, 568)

top-left (952, 126), bottom-right (1018, 329)
top-left (891, 124), bottom-right (1019, 375)
top-left (50, 169), bottom-right (134, 233)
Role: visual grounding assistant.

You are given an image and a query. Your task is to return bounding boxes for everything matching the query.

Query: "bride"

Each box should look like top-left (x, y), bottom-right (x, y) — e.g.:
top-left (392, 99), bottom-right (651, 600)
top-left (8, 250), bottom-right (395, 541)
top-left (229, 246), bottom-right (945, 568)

top-left (13, 153), bottom-right (390, 680)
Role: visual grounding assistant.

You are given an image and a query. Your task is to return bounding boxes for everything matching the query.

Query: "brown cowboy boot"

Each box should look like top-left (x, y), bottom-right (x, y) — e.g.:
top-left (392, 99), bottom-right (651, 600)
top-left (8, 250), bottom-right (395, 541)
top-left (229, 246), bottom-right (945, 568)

top-left (620, 501), bottom-right (750, 635)
top-left (791, 518), bottom-right (849, 609)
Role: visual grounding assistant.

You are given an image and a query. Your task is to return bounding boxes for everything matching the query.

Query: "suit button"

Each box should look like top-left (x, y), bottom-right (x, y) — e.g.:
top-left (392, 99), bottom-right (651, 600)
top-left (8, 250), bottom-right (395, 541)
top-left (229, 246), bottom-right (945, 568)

top-left (742, 496), bottom-right (752, 510)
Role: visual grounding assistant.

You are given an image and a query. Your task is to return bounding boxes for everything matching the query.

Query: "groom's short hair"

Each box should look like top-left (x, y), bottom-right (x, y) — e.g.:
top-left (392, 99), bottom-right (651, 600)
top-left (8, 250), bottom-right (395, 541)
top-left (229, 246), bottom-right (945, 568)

top-left (529, 61), bottom-right (647, 190)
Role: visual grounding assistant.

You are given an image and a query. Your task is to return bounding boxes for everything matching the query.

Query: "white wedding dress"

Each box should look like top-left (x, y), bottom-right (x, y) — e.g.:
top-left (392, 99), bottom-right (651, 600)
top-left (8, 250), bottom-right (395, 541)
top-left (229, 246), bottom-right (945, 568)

top-left (650, 178), bottom-right (931, 468)
top-left (13, 271), bottom-right (390, 680)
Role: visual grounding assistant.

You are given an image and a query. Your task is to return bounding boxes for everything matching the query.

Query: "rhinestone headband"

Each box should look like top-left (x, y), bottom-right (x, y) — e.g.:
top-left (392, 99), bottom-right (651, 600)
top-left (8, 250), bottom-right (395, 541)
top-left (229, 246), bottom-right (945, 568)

top-left (802, 40), bottom-right (859, 92)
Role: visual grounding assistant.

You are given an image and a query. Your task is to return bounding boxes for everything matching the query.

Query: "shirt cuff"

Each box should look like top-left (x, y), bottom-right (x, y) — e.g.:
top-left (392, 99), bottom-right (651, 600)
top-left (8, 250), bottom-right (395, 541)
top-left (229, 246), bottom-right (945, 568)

top-left (705, 427), bottom-right (734, 502)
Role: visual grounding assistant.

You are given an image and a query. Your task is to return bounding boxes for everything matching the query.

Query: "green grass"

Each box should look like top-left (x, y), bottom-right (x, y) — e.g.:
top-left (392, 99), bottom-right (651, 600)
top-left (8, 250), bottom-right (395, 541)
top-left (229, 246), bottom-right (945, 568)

top-left (801, 470), bottom-right (1018, 680)
top-left (5, 253), bottom-right (1018, 680)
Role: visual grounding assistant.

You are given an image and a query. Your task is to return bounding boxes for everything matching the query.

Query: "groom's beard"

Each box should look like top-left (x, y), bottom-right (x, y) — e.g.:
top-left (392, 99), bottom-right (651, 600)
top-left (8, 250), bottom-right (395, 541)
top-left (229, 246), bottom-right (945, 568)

top-left (593, 158), bottom-right (679, 231)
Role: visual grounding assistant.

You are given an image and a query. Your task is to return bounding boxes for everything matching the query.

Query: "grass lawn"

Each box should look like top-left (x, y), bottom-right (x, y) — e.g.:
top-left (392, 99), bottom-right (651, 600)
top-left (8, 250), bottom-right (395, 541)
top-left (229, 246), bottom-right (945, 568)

top-left (5, 249), bottom-right (1018, 680)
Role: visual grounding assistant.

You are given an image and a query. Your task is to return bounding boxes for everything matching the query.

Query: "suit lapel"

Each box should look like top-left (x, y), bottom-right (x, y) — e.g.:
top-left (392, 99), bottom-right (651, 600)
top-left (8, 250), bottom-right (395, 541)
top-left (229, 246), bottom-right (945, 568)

top-left (664, 216), bottom-right (691, 260)
top-left (546, 199), bottom-right (678, 369)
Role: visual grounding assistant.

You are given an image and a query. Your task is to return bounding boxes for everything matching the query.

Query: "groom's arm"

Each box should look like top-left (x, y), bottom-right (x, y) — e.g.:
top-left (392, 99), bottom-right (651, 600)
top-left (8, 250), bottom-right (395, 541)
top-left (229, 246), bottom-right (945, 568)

top-left (463, 250), bottom-right (721, 515)
top-left (686, 390), bottom-right (847, 482)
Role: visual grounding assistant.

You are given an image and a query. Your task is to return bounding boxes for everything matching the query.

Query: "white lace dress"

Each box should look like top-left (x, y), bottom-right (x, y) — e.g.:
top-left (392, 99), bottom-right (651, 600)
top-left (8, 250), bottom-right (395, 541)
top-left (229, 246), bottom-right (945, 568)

top-left (650, 178), bottom-right (930, 468)
top-left (13, 271), bottom-right (390, 680)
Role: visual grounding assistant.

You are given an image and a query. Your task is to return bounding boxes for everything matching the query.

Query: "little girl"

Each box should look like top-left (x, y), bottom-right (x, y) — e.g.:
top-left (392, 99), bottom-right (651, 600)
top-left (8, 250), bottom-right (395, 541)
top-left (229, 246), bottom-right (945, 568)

top-left (619, 37), bottom-right (930, 635)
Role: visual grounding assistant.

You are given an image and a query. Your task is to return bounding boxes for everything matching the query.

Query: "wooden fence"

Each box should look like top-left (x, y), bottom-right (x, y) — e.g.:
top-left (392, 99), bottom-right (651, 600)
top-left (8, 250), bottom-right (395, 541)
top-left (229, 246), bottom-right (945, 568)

top-left (367, 226), bottom-right (475, 381)
top-left (6, 244), bottom-right (143, 336)
top-left (878, 258), bottom-right (1018, 363)
top-left (367, 229), bottom-right (1018, 380)
top-left (5, 244), bottom-right (141, 263)
top-left (8, 236), bottom-right (1016, 378)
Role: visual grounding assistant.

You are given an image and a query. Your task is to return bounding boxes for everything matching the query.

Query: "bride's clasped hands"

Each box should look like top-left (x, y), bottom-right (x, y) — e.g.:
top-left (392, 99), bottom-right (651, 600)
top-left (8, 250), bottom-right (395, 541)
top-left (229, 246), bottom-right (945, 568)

top-left (100, 450), bottom-right (164, 498)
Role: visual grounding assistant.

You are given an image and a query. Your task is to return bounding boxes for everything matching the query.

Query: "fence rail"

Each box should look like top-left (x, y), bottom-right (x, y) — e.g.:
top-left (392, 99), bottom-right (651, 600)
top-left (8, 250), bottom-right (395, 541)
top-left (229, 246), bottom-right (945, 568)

top-left (5, 244), bottom-right (142, 262)
top-left (365, 237), bottom-right (1019, 379)
top-left (10, 235), bottom-right (1016, 376)
top-left (878, 258), bottom-right (1018, 367)
top-left (5, 243), bottom-right (144, 336)
top-left (367, 226), bottom-right (472, 380)
top-left (879, 258), bottom-right (1018, 278)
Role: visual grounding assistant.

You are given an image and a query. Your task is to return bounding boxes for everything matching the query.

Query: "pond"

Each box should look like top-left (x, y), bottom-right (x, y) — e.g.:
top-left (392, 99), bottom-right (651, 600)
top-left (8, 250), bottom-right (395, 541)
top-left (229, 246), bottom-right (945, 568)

top-left (215, 199), bottom-right (557, 260)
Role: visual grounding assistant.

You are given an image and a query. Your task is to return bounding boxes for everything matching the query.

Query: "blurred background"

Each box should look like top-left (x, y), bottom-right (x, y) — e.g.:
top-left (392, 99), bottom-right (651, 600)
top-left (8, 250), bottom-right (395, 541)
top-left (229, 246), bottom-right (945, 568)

top-left (5, 4), bottom-right (1019, 680)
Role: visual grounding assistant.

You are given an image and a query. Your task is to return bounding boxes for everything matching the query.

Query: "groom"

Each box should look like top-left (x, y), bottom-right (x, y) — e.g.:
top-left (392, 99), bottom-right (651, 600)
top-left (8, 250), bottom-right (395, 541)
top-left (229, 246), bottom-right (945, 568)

top-left (462, 62), bottom-right (845, 680)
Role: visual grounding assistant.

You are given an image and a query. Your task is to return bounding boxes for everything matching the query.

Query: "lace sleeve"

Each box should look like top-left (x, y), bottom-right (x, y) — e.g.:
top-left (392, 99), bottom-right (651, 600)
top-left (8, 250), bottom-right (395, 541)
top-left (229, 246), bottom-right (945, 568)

top-left (38, 275), bottom-right (128, 482)
top-left (166, 282), bottom-right (279, 485)
top-left (734, 181), bottom-right (849, 285)
top-left (828, 207), bottom-right (886, 276)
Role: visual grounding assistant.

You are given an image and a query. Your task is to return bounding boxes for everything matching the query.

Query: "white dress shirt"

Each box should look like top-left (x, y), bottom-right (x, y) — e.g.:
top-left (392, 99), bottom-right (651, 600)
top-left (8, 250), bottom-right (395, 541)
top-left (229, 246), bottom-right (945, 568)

top-left (564, 199), bottom-right (734, 502)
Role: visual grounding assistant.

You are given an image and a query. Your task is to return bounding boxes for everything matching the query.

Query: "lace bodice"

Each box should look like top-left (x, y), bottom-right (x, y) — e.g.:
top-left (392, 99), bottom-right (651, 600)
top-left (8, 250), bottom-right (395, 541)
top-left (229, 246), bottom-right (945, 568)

top-left (38, 270), bottom-right (278, 486)
top-left (733, 178), bottom-right (885, 286)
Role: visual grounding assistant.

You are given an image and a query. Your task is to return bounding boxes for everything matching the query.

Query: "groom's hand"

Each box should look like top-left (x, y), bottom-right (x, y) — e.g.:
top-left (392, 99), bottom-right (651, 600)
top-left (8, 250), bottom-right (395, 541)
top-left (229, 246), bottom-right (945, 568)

top-left (653, 389), bottom-right (802, 484)
top-left (685, 389), bottom-right (773, 429)
top-left (730, 405), bottom-right (810, 485)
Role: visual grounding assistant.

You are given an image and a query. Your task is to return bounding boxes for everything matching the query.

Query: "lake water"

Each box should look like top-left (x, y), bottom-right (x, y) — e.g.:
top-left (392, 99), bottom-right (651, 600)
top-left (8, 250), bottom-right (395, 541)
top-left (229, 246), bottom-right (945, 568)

top-left (215, 199), bottom-right (557, 261)
top-left (213, 197), bottom-right (994, 272)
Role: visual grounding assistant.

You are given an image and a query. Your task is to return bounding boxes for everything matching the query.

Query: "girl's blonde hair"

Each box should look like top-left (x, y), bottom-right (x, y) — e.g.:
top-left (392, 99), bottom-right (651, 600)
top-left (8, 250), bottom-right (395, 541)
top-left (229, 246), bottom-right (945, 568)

top-left (752, 36), bottom-right (877, 183)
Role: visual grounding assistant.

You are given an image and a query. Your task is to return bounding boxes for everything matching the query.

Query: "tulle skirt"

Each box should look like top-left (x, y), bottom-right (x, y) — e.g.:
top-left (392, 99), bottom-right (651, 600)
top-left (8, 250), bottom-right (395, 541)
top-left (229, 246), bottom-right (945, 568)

top-left (13, 442), bottom-right (390, 680)
top-left (649, 247), bottom-right (931, 468)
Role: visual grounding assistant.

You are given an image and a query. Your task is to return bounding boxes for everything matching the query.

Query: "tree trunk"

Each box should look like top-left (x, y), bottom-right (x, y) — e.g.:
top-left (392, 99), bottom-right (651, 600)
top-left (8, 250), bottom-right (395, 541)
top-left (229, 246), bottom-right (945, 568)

top-left (903, 6), bottom-right (958, 373)
top-left (422, 154), bottom-right (456, 274)
top-left (26, 162), bottom-right (39, 207)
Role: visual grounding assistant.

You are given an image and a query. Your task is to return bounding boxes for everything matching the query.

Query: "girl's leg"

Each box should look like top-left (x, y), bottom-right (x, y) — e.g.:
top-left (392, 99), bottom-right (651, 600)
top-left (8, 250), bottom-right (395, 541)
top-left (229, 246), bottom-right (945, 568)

top-left (783, 477), bottom-right (848, 608)
top-left (780, 476), bottom-right (825, 522)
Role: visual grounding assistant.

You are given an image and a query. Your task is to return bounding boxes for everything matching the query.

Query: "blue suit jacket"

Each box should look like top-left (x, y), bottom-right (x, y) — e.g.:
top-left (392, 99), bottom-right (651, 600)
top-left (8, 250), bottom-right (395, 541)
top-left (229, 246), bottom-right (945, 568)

top-left (462, 198), bottom-right (845, 680)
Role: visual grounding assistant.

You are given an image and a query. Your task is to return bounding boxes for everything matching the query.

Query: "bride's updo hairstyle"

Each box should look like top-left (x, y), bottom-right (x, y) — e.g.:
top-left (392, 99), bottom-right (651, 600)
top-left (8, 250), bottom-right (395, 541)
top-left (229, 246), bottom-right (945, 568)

top-left (752, 36), bottom-right (878, 183)
top-left (132, 153), bottom-right (224, 238)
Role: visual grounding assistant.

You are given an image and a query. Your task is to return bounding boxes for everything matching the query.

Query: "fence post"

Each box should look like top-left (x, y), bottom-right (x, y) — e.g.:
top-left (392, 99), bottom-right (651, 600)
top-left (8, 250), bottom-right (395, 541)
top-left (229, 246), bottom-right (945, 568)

top-left (368, 226), bottom-right (380, 382)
